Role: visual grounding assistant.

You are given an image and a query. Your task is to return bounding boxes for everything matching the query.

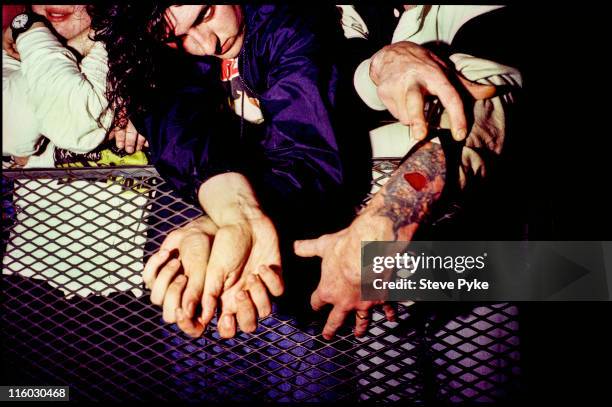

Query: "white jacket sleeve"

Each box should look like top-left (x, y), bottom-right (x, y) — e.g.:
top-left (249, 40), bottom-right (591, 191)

top-left (2, 50), bottom-right (41, 157)
top-left (442, 54), bottom-right (522, 188)
top-left (15, 27), bottom-right (112, 153)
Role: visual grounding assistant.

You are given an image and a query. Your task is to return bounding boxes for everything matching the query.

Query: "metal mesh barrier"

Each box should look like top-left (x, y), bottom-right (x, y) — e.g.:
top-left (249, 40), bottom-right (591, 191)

top-left (1, 164), bottom-right (521, 402)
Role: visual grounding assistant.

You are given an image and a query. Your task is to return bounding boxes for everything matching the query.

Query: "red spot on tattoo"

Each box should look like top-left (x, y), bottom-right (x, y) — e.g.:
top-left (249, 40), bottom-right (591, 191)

top-left (403, 172), bottom-right (427, 191)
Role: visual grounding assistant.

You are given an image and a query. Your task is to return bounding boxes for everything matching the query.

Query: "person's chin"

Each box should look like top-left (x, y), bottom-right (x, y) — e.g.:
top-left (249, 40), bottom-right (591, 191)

top-left (219, 35), bottom-right (244, 59)
top-left (58, 28), bottom-right (86, 41)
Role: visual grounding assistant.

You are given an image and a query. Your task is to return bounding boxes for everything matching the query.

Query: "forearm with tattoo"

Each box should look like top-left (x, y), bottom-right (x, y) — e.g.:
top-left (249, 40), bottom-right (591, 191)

top-left (372, 142), bottom-right (446, 240)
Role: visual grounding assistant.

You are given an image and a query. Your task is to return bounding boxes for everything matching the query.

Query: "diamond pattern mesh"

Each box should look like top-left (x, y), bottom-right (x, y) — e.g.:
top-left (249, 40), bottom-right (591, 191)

top-left (1, 165), bottom-right (521, 402)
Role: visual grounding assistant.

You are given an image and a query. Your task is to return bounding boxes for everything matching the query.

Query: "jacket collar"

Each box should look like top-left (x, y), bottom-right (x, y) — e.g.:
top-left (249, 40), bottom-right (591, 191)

top-left (243, 5), bottom-right (277, 42)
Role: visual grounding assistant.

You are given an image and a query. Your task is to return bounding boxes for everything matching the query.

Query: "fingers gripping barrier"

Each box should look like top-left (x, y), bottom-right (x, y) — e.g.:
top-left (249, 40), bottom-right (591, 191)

top-left (1, 165), bottom-right (520, 402)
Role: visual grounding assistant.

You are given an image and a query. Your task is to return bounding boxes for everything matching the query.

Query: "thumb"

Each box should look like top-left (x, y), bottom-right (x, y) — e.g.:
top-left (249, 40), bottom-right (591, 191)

top-left (294, 237), bottom-right (325, 258)
top-left (457, 75), bottom-right (498, 100)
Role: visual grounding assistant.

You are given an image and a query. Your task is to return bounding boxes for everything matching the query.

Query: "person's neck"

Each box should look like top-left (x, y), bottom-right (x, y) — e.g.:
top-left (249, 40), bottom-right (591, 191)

top-left (67, 28), bottom-right (94, 57)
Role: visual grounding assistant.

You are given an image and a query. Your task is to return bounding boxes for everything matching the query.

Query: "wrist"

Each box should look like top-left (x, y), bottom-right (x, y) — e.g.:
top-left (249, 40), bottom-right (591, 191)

top-left (11, 12), bottom-right (47, 42)
top-left (198, 172), bottom-right (263, 226)
top-left (187, 215), bottom-right (219, 235)
top-left (350, 208), bottom-right (395, 241)
top-left (354, 58), bottom-right (386, 111)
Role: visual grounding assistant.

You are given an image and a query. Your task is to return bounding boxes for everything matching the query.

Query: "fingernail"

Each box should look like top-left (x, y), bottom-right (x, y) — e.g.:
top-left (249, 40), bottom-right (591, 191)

top-left (413, 123), bottom-right (427, 140)
top-left (247, 274), bottom-right (257, 284)
top-left (160, 249), bottom-right (169, 257)
top-left (175, 275), bottom-right (186, 284)
top-left (454, 128), bottom-right (467, 140)
top-left (237, 291), bottom-right (247, 301)
top-left (222, 315), bottom-right (233, 329)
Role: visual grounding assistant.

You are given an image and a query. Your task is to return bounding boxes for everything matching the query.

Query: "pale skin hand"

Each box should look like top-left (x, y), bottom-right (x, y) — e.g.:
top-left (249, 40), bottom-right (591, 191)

top-left (295, 141), bottom-right (447, 340)
top-left (195, 173), bottom-right (284, 338)
top-left (369, 41), bottom-right (497, 141)
top-left (294, 213), bottom-right (397, 339)
top-left (3, 22), bottom-right (46, 60)
top-left (3, 26), bottom-right (19, 60)
top-left (108, 120), bottom-right (148, 154)
top-left (173, 214), bottom-right (283, 339)
top-left (143, 215), bottom-right (218, 323)
top-left (143, 173), bottom-right (284, 339)
top-left (143, 215), bottom-right (278, 337)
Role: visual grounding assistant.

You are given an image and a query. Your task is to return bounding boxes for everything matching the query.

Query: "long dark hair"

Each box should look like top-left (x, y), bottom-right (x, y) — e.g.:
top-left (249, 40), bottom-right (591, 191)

top-left (88, 3), bottom-right (174, 129)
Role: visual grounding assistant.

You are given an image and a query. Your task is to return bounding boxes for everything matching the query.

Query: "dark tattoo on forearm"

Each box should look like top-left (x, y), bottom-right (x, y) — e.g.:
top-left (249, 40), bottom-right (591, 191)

top-left (376, 142), bottom-right (446, 240)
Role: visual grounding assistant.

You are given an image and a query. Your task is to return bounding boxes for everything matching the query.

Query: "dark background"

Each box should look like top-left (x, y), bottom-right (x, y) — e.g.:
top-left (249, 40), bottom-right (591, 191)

top-left (515, 5), bottom-right (611, 404)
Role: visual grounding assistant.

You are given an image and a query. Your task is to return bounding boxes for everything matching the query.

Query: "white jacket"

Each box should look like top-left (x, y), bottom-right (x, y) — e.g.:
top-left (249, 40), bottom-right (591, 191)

top-left (2, 26), bottom-right (112, 167)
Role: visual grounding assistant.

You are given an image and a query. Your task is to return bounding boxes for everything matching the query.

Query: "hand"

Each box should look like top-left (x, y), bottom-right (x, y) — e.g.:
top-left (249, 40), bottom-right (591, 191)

top-left (145, 173), bottom-right (285, 339)
top-left (109, 120), bottom-right (148, 153)
top-left (194, 172), bottom-right (284, 338)
top-left (170, 214), bottom-right (283, 339)
top-left (141, 215), bottom-right (269, 338)
top-left (142, 215), bottom-right (218, 326)
top-left (294, 213), bottom-right (396, 339)
top-left (214, 264), bottom-right (282, 338)
top-left (3, 27), bottom-right (19, 60)
top-left (195, 205), bottom-right (283, 338)
top-left (369, 41), bottom-right (497, 141)
top-left (12, 156), bottom-right (29, 166)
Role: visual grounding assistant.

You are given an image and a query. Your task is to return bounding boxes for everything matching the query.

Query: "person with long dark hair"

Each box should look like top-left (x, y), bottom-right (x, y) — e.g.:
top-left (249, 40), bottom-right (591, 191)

top-left (90, 4), bottom-right (352, 338)
top-left (2, 4), bottom-right (151, 298)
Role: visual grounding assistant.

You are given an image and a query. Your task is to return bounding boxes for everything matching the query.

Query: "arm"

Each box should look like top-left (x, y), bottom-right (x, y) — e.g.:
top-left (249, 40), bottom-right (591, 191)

top-left (2, 47), bottom-right (42, 159)
top-left (15, 25), bottom-right (110, 152)
top-left (141, 170), bottom-right (284, 339)
top-left (295, 139), bottom-right (447, 339)
top-left (137, 72), bottom-right (285, 338)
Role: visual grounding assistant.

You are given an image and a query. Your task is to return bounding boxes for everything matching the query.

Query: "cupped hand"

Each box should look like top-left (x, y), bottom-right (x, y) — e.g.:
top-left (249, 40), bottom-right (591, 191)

top-left (370, 41), bottom-right (497, 141)
top-left (294, 213), bottom-right (396, 339)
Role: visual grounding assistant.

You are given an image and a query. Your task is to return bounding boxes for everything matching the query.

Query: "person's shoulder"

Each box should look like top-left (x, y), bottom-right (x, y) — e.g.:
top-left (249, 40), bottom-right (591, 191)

top-left (245, 4), bottom-right (340, 42)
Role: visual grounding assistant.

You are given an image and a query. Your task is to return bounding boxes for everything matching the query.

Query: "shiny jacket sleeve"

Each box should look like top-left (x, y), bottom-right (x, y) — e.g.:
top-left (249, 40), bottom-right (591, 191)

top-left (244, 10), bottom-right (349, 237)
top-left (137, 69), bottom-right (247, 202)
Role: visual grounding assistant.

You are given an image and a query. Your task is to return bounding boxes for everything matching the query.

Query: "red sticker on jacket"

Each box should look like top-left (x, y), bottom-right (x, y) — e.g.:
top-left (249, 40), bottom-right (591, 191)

top-left (403, 172), bottom-right (427, 191)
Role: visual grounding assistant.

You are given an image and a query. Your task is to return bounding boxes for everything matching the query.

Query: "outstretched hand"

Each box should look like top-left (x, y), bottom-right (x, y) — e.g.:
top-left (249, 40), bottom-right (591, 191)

top-left (294, 214), bottom-right (396, 339)
top-left (143, 173), bottom-right (285, 339)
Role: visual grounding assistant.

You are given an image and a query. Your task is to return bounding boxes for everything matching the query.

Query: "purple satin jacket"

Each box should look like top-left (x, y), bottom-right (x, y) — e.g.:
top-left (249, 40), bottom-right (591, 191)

top-left (141, 5), bottom-right (349, 238)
